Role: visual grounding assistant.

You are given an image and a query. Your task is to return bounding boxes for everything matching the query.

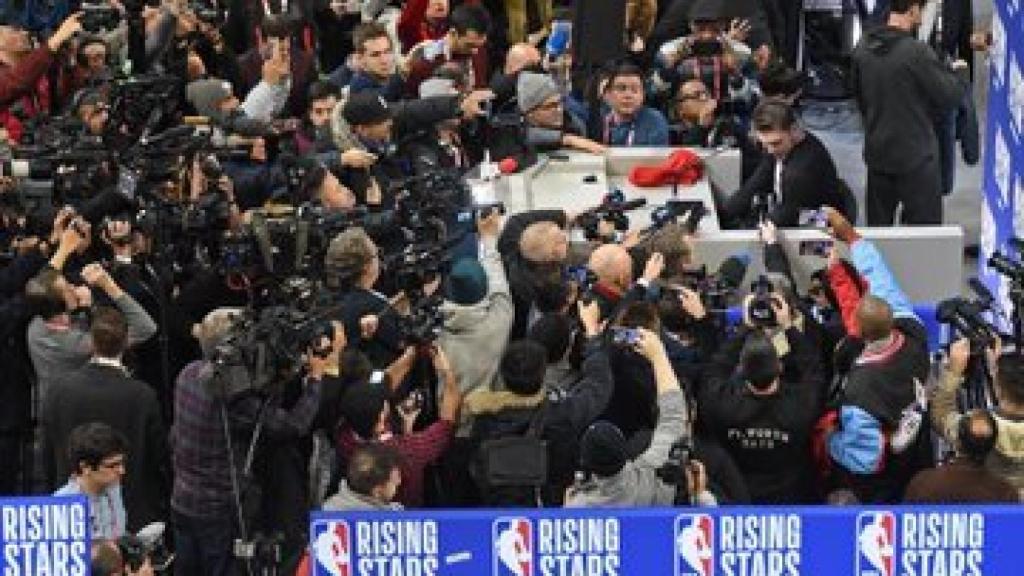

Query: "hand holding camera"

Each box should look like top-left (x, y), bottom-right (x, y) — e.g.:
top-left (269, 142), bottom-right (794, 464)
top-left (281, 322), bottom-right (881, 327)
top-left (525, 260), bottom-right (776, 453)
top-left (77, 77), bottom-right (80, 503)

top-left (678, 287), bottom-right (707, 321)
top-left (633, 327), bottom-right (667, 363)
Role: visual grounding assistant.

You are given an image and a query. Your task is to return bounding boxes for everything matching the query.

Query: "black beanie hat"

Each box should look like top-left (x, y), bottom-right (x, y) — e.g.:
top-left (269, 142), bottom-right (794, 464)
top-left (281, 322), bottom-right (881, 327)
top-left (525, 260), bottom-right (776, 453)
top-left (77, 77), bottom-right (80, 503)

top-left (579, 421), bottom-right (628, 477)
top-left (341, 382), bottom-right (388, 439)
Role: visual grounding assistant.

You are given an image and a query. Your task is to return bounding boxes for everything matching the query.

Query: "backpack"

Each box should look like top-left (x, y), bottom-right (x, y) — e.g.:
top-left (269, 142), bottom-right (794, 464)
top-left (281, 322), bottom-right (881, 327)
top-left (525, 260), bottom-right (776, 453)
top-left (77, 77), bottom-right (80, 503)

top-left (471, 404), bottom-right (548, 507)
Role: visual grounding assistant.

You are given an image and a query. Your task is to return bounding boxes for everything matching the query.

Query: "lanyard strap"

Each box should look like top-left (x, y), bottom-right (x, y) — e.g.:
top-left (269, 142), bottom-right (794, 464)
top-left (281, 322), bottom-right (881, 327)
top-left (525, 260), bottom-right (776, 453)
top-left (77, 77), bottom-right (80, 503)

top-left (603, 113), bottom-right (635, 146)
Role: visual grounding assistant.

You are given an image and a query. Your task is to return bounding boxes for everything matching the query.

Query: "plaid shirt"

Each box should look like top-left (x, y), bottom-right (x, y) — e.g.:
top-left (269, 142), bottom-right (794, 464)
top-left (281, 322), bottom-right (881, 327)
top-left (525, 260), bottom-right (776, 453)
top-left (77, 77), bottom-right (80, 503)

top-left (171, 361), bottom-right (321, 519)
top-left (338, 419), bottom-right (454, 508)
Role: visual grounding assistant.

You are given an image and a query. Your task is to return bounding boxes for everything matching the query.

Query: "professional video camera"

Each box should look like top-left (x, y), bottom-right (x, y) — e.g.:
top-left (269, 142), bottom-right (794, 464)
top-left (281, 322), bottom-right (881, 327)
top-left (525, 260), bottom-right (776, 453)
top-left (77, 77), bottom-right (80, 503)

top-left (649, 200), bottom-right (706, 233)
top-left (212, 289), bottom-right (336, 395)
top-left (936, 296), bottom-right (997, 353)
top-left (575, 190), bottom-right (647, 241)
top-left (81, 2), bottom-right (123, 32)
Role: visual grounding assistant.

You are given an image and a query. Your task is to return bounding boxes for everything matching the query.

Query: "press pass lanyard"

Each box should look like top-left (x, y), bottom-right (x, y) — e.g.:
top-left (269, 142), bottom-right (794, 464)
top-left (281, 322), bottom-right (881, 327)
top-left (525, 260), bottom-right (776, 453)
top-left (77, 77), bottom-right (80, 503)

top-left (603, 114), bottom-right (635, 146)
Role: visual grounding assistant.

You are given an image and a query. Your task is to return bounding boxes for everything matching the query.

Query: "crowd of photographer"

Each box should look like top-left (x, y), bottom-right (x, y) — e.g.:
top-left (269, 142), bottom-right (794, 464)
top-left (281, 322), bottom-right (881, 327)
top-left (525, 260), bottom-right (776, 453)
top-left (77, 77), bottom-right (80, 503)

top-left (0, 0), bottom-right (1008, 574)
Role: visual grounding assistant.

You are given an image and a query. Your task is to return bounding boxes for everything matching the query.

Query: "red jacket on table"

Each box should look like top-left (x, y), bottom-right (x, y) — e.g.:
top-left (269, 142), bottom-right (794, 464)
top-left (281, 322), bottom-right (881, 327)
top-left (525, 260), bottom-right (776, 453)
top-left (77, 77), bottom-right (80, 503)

top-left (0, 45), bottom-right (54, 143)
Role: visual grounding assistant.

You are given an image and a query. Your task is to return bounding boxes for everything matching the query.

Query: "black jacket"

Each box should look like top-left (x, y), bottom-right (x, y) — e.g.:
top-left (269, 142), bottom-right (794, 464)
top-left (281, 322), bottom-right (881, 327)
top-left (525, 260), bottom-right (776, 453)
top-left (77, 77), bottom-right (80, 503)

top-left (698, 327), bottom-right (826, 503)
top-left (335, 288), bottom-right (403, 368)
top-left (722, 131), bottom-right (843, 228)
top-left (497, 210), bottom-right (568, 339)
top-left (468, 338), bottom-right (614, 505)
top-left (851, 26), bottom-right (969, 174)
top-left (339, 95), bottom-right (468, 204)
top-left (42, 363), bottom-right (170, 531)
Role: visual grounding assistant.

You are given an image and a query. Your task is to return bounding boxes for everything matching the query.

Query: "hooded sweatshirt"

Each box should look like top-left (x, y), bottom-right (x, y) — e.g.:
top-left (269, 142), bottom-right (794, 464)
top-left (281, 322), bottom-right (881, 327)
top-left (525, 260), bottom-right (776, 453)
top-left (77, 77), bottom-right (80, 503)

top-left (851, 25), bottom-right (968, 174)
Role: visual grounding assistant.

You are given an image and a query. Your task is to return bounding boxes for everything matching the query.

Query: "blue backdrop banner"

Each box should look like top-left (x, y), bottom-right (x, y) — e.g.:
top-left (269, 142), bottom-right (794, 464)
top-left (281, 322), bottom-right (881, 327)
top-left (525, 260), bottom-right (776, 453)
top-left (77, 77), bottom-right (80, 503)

top-left (980, 0), bottom-right (1024, 314)
top-left (311, 505), bottom-right (1022, 576)
top-left (0, 495), bottom-right (90, 576)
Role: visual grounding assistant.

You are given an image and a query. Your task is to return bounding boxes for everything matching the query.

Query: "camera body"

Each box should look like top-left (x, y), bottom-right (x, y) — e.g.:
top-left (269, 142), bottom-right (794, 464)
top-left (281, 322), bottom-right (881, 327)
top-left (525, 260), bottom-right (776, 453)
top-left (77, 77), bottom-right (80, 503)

top-left (81, 4), bottom-right (122, 32)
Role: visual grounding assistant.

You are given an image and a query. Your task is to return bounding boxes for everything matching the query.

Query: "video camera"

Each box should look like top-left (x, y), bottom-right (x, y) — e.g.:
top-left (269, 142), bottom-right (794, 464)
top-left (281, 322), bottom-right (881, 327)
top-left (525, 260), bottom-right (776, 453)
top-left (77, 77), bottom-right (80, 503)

top-left (117, 523), bottom-right (174, 573)
top-left (937, 296), bottom-right (997, 353)
top-left (575, 189), bottom-right (646, 241)
top-left (212, 289), bottom-right (336, 395)
top-left (81, 2), bottom-right (122, 32)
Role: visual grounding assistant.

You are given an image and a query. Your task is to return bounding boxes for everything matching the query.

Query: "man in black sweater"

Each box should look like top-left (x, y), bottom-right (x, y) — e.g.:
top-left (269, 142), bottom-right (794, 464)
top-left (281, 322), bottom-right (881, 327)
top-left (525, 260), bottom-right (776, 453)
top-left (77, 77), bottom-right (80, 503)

top-left (697, 299), bottom-right (825, 503)
top-left (851, 0), bottom-right (970, 225)
top-left (721, 100), bottom-right (846, 228)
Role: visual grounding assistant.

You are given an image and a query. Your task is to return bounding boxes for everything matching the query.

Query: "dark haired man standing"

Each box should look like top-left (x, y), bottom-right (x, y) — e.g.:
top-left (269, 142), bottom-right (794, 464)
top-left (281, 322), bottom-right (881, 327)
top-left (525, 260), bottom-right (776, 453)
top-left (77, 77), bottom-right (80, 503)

top-left (720, 99), bottom-right (845, 228)
top-left (851, 0), bottom-right (970, 225)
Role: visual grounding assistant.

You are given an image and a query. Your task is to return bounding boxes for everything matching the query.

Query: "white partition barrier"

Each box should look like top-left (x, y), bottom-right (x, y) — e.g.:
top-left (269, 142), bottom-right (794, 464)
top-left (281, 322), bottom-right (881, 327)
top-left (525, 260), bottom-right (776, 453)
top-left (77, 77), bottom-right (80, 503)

top-left (473, 148), bottom-right (964, 303)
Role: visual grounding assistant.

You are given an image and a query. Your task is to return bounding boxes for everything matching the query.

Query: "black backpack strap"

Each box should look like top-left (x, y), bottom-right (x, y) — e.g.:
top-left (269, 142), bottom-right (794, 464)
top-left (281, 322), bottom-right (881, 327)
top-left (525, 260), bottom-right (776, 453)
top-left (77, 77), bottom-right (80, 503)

top-left (525, 399), bottom-right (548, 438)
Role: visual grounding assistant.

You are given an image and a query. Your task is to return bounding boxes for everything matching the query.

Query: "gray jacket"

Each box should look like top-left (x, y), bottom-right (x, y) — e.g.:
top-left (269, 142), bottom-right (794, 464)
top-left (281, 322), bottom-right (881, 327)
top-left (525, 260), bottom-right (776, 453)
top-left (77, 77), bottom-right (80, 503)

top-left (564, 389), bottom-right (694, 507)
top-left (438, 237), bottom-right (514, 395)
top-left (933, 369), bottom-right (1024, 498)
top-left (27, 293), bottom-right (157, 404)
top-left (322, 480), bottom-right (403, 511)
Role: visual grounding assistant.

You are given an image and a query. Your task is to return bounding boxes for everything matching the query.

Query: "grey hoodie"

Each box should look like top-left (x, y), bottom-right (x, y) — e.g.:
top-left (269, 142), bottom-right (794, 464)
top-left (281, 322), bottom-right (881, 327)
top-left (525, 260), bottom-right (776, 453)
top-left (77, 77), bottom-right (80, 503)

top-left (564, 389), bottom-right (713, 507)
top-left (851, 25), bottom-right (968, 174)
top-left (438, 237), bottom-right (514, 395)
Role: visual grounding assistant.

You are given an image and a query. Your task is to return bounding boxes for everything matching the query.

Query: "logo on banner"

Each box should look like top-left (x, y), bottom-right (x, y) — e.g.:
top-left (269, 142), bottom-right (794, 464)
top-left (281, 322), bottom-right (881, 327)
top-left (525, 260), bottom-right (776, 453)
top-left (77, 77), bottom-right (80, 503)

top-left (312, 520), bottom-right (352, 576)
top-left (856, 512), bottom-right (896, 576)
top-left (675, 514), bottom-right (714, 576)
top-left (493, 517), bottom-right (533, 576)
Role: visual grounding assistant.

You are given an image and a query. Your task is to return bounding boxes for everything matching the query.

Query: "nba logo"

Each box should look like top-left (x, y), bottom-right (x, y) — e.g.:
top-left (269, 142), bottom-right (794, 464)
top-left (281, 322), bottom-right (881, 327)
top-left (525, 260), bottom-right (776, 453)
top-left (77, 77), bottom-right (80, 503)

top-left (674, 513), bottom-right (714, 576)
top-left (493, 517), bottom-right (533, 576)
top-left (856, 511), bottom-right (896, 576)
top-left (311, 520), bottom-right (353, 576)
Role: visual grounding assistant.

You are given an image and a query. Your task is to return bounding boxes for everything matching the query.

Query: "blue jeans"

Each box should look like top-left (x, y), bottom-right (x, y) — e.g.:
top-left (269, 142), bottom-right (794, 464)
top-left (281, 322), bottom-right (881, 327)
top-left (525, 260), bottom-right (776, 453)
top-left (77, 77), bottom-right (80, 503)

top-left (173, 510), bottom-right (238, 576)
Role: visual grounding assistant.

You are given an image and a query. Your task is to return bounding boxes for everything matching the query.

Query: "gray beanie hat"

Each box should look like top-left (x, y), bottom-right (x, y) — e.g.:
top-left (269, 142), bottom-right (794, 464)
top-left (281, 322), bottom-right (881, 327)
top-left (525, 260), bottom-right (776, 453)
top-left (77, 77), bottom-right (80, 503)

top-left (517, 72), bottom-right (559, 113)
top-left (186, 79), bottom-right (234, 118)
